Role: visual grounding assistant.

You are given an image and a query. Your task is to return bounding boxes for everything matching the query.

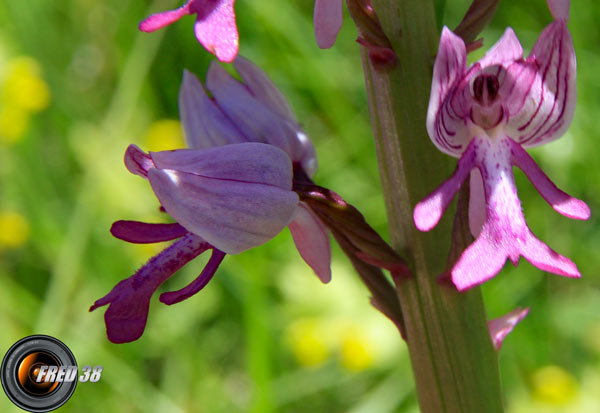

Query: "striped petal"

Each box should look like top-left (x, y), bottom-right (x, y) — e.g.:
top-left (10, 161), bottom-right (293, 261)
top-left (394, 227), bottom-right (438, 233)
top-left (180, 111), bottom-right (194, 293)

top-left (427, 27), bottom-right (469, 157)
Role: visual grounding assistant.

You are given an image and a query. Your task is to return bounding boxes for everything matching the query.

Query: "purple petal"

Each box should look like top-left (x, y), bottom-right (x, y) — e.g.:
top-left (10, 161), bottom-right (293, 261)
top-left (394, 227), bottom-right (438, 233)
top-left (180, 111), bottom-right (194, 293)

top-left (139, 2), bottom-right (192, 32)
top-left (205, 63), bottom-right (302, 160)
top-left (288, 203), bottom-right (332, 283)
top-left (510, 139), bottom-right (590, 220)
top-left (233, 56), bottom-right (297, 122)
top-left (468, 169), bottom-right (486, 237)
top-left (427, 27), bottom-right (469, 157)
top-left (313, 0), bottom-right (343, 49)
top-left (547, 0), bottom-right (570, 20)
top-left (488, 307), bottom-right (529, 350)
top-left (192, 0), bottom-right (238, 62)
top-left (90, 234), bottom-right (209, 343)
top-left (160, 249), bottom-right (226, 305)
top-left (110, 220), bottom-right (188, 244)
top-left (451, 136), bottom-right (581, 290)
top-left (124, 144), bottom-right (154, 178)
top-left (507, 19), bottom-right (576, 146)
top-left (414, 140), bottom-right (477, 231)
top-left (478, 27), bottom-right (523, 67)
top-left (150, 143), bottom-right (293, 190)
top-left (147, 146), bottom-right (299, 254)
top-left (179, 70), bottom-right (248, 149)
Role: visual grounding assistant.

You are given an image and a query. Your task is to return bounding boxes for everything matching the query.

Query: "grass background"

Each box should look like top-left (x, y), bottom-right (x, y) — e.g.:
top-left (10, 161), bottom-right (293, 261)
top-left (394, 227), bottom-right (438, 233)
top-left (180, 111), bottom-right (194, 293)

top-left (0, 0), bottom-right (599, 411)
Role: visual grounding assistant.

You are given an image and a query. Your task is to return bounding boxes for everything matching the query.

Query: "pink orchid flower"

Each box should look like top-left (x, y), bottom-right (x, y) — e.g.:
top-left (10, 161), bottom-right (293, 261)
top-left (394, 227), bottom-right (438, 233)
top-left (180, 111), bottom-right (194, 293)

top-left (414, 0), bottom-right (590, 291)
top-left (139, 0), bottom-right (238, 62)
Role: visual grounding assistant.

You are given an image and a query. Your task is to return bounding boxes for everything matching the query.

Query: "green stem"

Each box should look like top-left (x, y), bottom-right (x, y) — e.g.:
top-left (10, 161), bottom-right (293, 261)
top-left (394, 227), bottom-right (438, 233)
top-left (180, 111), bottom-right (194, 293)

top-left (358, 0), bottom-right (504, 411)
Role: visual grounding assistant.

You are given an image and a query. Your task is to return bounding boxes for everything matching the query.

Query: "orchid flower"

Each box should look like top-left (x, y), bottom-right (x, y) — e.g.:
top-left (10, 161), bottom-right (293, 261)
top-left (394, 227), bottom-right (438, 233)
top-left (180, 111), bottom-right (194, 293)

top-left (414, 0), bottom-right (590, 291)
top-left (139, 0), bottom-right (238, 62)
top-left (91, 142), bottom-right (299, 343)
top-left (179, 56), bottom-right (332, 283)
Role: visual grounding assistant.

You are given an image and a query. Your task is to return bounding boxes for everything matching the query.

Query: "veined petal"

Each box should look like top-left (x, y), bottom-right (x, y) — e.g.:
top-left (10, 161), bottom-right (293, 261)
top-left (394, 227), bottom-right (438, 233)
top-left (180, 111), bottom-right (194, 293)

top-left (427, 27), bottom-right (470, 157)
top-left (288, 203), bottom-right (332, 283)
top-left (313, 0), bottom-right (343, 49)
top-left (206, 63), bottom-right (301, 159)
top-left (414, 140), bottom-right (477, 231)
top-left (547, 0), bottom-right (570, 21)
top-left (148, 168), bottom-right (299, 254)
top-left (124, 144), bottom-right (154, 178)
top-left (179, 70), bottom-right (248, 149)
top-left (510, 139), bottom-right (590, 220)
top-left (90, 234), bottom-right (209, 343)
top-left (151, 143), bottom-right (294, 190)
top-left (111, 221), bottom-right (188, 244)
top-left (139, 2), bottom-right (192, 32)
top-left (507, 19), bottom-right (576, 146)
top-left (192, 0), bottom-right (238, 62)
top-left (488, 307), bottom-right (529, 350)
top-left (233, 56), bottom-right (297, 122)
top-left (478, 27), bottom-right (523, 67)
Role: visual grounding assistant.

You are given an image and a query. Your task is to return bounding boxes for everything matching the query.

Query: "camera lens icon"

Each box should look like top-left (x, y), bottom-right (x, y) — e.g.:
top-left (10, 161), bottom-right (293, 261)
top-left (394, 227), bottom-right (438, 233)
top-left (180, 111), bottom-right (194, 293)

top-left (1, 335), bottom-right (78, 412)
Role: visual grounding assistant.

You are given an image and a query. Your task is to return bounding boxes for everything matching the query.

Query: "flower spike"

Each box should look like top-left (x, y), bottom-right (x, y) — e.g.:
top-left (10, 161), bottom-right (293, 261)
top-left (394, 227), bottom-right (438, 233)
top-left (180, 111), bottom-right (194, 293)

top-left (415, 1), bottom-right (589, 290)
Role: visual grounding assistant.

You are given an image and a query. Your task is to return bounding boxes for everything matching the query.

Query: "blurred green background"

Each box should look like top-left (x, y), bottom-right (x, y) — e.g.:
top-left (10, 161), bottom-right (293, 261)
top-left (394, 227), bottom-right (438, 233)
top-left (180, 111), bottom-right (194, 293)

top-left (0, 0), bottom-right (598, 411)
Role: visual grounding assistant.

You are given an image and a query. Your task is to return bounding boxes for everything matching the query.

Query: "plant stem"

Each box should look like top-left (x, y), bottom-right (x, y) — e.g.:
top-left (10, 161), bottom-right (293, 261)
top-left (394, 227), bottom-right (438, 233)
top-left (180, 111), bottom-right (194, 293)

top-left (358, 0), bottom-right (504, 411)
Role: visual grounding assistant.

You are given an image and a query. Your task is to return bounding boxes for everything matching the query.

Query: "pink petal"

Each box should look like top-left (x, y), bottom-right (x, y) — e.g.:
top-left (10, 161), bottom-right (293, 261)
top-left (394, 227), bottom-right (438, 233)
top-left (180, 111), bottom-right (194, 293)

top-left (488, 307), bottom-right (529, 350)
top-left (547, 0), bottom-right (570, 20)
top-left (452, 225), bottom-right (511, 291)
top-left (451, 136), bottom-right (582, 290)
top-left (507, 19), bottom-right (576, 147)
top-left (192, 0), bottom-right (238, 62)
top-left (179, 70), bottom-right (248, 149)
top-left (313, 0), bottom-right (343, 49)
top-left (110, 221), bottom-right (188, 244)
top-left (520, 231), bottom-right (580, 278)
top-left (148, 146), bottom-right (299, 254)
top-left (206, 63), bottom-right (301, 160)
top-left (90, 234), bottom-right (209, 343)
top-left (159, 249), bottom-right (226, 305)
top-left (139, 2), bottom-right (192, 32)
top-left (427, 27), bottom-right (470, 157)
top-left (124, 144), bottom-right (154, 178)
top-left (288, 203), bottom-right (332, 283)
top-left (150, 143), bottom-right (294, 190)
top-left (510, 139), bottom-right (590, 220)
top-left (414, 140), bottom-right (477, 231)
top-left (478, 27), bottom-right (523, 67)
top-left (468, 169), bottom-right (486, 237)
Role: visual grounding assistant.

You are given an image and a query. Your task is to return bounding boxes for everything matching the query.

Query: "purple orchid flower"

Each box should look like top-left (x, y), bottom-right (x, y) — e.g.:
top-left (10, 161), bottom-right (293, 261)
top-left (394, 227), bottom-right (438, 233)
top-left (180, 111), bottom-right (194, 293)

top-left (179, 56), bottom-right (332, 283)
top-left (488, 307), bottom-right (529, 350)
top-left (414, 0), bottom-right (590, 291)
top-left (139, 0), bottom-right (238, 62)
top-left (91, 142), bottom-right (299, 343)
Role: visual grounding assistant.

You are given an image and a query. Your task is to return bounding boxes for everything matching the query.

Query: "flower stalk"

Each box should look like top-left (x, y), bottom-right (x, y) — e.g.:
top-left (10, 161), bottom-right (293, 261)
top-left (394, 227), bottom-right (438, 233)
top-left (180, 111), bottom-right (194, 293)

top-left (356, 0), bottom-right (503, 410)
